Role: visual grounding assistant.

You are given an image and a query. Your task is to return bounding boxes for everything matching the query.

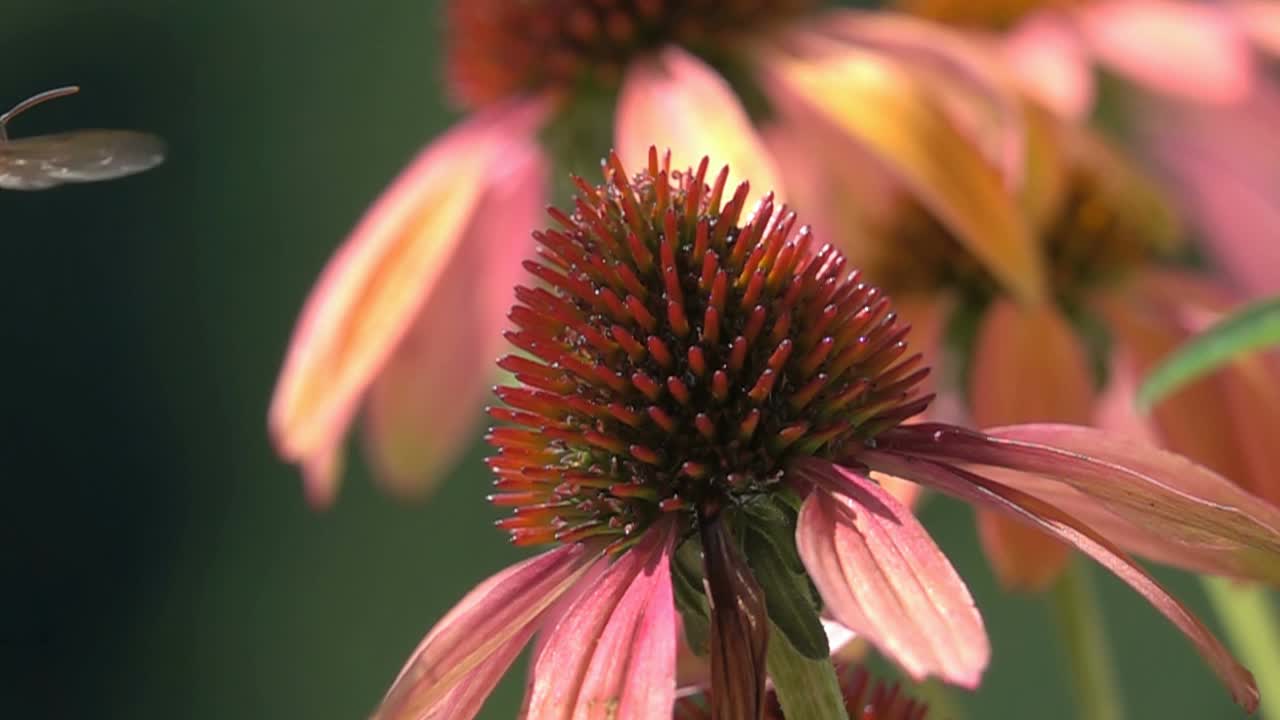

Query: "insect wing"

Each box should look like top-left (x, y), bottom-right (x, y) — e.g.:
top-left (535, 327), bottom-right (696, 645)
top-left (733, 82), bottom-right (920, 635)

top-left (0, 129), bottom-right (165, 190)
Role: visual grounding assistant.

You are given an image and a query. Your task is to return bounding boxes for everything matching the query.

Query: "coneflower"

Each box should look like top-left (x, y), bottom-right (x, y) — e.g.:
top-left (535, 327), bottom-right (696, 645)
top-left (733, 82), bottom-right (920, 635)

top-left (374, 150), bottom-right (1277, 720)
top-left (675, 662), bottom-right (930, 720)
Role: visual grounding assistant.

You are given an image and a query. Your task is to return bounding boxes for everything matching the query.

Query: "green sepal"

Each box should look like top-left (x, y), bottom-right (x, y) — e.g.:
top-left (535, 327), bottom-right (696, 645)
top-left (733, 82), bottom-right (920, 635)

top-left (741, 503), bottom-right (829, 660)
top-left (672, 539), bottom-right (711, 657)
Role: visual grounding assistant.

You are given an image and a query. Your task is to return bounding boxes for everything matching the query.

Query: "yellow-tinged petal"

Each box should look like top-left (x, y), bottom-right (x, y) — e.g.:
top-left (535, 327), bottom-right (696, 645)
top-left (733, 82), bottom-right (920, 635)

top-left (616, 46), bottom-right (783, 204)
top-left (363, 142), bottom-right (549, 498)
top-left (269, 100), bottom-right (547, 505)
top-left (765, 38), bottom-right (1044, 303)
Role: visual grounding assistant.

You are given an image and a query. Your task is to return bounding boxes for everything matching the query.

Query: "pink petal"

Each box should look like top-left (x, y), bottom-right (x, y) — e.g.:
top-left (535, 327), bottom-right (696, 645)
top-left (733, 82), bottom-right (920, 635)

top-left (1076, 0), bottom-right (1254, 104)
top-left (1004, 11), bottom-right (1095, 118)
top-left (376, 544), bottom-right (598, 720)
top-left (1138, 90), bottom-right (1280, 298)
top-left (268, 100), bottom-right (547, 506)
top-left (863, 450), bottom-right (1259, 713)
top-left (362, 140), bottom-right (548, 497)
top-left (1230, 0), bottom-right (1280, 56)
top-left (616, 47), bottom-right (783, 203)
top-left (879, 423), bottom-right (1280, 583)
top-left (525, 522), bottom-right (678, 720)
top-left (793, 458), bottom-right (989, 688)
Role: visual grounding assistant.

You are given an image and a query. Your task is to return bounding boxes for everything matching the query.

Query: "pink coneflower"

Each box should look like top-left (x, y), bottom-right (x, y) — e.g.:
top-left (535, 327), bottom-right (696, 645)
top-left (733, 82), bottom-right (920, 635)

top-left (268, 0), bottom-right (1033, 507)
top-left (373, 151), bottom-right (1278, 719)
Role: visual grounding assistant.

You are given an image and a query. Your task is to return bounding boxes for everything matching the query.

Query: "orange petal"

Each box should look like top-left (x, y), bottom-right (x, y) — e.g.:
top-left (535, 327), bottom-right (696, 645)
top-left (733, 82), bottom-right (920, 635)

top-left (268, 101), bottom-right (546, 506)
top-left (975, 509), bottom-right (1072, 592)
top-left (1076, 0), bottom-right (1254, 104)
top-left (765, 36), bottom-right (1044, 303)
top-left (616, 47), bottom-right (783, 203)
top-left (969, 298), bottom-right (1095, 427)
top-left (795, 459), bottom-right (989, 688)
top-left (362, 141), bottom-right (548, 498)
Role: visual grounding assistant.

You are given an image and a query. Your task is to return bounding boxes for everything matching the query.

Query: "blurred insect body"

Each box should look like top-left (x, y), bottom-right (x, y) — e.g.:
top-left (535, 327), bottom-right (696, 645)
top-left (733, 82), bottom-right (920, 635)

top-left (0, 86), bottom-right (165, 190)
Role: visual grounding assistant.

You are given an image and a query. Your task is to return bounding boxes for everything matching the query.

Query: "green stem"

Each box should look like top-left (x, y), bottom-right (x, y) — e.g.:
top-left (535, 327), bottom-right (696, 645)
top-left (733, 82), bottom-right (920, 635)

top-left (1202, 577), bottom-right (1280, 720)
top-left (1049, 559), bottom-right (1126, 720)
top-left (765, 622), bottom-right (845, 720)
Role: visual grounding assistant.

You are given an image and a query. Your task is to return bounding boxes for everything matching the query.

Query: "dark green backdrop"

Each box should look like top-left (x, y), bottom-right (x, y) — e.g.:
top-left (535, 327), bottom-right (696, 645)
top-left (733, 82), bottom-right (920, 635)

top-left (2, 1), bottom-right (1244, 717)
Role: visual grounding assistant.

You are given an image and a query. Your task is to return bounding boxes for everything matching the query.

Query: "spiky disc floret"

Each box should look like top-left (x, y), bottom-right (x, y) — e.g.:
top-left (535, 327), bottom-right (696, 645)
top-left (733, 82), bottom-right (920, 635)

top-left (487, 149), bottom-right (930, 548)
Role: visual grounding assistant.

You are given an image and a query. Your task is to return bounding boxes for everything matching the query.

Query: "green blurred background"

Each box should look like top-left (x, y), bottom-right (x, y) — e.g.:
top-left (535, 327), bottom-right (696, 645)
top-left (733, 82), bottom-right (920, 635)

top-left (1, 1), bottom-right (1246, 717)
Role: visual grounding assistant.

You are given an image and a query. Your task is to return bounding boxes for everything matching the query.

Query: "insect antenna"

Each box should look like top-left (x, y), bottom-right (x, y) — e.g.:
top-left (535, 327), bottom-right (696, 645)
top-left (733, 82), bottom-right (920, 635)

top-left (1, 86), bottom-right (81, 142)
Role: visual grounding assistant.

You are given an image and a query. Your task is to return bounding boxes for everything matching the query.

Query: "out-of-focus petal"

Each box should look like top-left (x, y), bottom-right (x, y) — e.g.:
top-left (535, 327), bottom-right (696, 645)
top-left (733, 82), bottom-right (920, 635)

top-left (269, 100), bottom-right (547, 506)
top-left (975, 509), bottom-right (1071, 592)
top-left (880, 423), bottom-right (1280, 583)
top-left (1230, 0), bottom-right (1280, 55)
top-left (616, 47), bottom-right (782, 203)
top-left (793, 458), bottom-right (988, 688)
top-left (362, 141), bottom-right (548, 497)
top-left (1138, 91), bottom-right (1280, 298)
top-left (1003, 11), bottom-right (1095, 118)
top-left (764, 37), bottom-right (1043, 304)
top-left (862, 450), bottom-right (1260, 713)
top-left (376, 544), bottom-right (598, 720)
top-left (967, 298), bottom-right (1092, 589)
top-left (1075, 0), bottom-right (1254, 104)
top-left (969, 299), bottom-right (1095, 427)
top-left (525, 522), bottom-right (678, 720)
top-left (817, 9), bottom-right (1028, 184)
top-left (1101, 273), bottom-right (1280, 506)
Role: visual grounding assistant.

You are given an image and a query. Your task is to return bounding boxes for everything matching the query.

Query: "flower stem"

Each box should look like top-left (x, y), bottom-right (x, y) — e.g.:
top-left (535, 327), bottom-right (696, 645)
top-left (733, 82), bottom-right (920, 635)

top-left (1202, 577), bottom-right (1280, 720)
top-left (1049, 558), bottom-right (1126, 720)
top-left (765, 622), bottom-right (845, 720)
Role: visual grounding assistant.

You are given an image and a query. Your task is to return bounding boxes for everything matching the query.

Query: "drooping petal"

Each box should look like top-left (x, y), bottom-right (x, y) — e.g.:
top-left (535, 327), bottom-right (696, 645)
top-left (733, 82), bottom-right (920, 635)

top-left (699, 513), bottom-right (769, 720)
top-left (362, 140), bottom-right (548, 497)
top-left (376, 543), bottom-right (598, 720)
top-left (269, 100), bottom-right (547, 506)
top-left (616, 47), bottom-right (782, 203)
top-left (524, 521), bottom-right (678, 720)
top-left (819, 9), bottom-right (1029, 183)
top-left (1003, 11), bottom-right (1095, 118)
top-left (793, 458), bottom-right (988, 688)
top-left (763, 33), bottom-right (1043, 304)
top-left (879, 423), bottom-right (1280, 583)
top-left (863, 450), bottom-right (1259, 713)
top-left (969, 299), bottom-right (1095, 427)
top-left (967, 300), bottom-right (1096, 589)
top-left (1075, 0), bottom-right (1254, 104)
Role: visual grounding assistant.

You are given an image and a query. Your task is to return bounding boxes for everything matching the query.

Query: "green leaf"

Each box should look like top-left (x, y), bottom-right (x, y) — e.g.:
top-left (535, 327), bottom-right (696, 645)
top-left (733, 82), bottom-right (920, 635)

top-left (1137, 295), bottom-right (1280, 412)
top-left (743, 516), bottom-right (828, 660)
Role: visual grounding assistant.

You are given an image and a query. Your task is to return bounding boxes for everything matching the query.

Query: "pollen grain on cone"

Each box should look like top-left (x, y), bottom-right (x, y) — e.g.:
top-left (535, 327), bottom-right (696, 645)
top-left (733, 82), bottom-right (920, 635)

top-left (486, 148), bottom-right (931, 549)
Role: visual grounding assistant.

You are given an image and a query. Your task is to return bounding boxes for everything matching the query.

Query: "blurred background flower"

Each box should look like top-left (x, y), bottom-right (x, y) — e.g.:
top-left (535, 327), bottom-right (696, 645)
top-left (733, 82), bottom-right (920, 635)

top-left (7, 1), bottom-right (1280, 719)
